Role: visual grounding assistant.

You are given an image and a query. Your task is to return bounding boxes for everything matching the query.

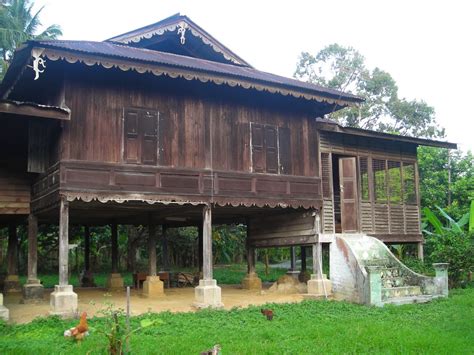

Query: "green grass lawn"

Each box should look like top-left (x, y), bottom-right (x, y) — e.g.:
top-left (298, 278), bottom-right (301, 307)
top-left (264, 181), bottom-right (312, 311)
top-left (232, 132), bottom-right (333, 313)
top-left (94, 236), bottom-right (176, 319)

top-left (1, 288), bottom-right (473, 354)
top-left (18, 264), bottom-right (288, 288)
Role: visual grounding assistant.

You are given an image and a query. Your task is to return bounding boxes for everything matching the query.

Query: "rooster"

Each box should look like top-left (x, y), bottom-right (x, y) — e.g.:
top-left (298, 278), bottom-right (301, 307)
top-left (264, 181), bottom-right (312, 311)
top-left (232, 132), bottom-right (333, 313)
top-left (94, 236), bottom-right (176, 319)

top-left (261, 308), bottom-right (274, 321)
top-left (64, 312), bottom-right (89, 341)
top-left (200, 344), bottom-right (221, 355)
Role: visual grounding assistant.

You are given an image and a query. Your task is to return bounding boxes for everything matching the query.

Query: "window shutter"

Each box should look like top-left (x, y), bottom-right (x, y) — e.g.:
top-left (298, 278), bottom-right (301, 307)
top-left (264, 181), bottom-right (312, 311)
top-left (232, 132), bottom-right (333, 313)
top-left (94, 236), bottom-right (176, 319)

top-left (251, 124), bottom-right (265, 172)
top-left (321, 153), bottom-right (331, 199)
top-left (124, 109), bottom-right (139, 163)
top-left (265, 126), bottom-right (278, 174)
top-left (141, 110), bottom-right (158, 165)
top-left (278, 127), bottom-right (291, 174)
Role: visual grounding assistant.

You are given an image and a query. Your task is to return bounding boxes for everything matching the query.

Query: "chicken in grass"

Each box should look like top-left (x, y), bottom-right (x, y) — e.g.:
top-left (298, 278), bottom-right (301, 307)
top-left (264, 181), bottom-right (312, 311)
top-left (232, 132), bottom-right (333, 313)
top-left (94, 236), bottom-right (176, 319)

top-left (261, 308), bottom-right (274, 321)
top-left (64, 311), bottom-right (89, 341)
top-left (200, 344), bottom-right (221, 355)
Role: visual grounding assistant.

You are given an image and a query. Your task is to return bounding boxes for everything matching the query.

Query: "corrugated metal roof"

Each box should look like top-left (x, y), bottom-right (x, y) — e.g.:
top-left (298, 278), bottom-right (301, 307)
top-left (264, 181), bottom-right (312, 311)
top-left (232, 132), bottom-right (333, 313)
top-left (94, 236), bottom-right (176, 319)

top-left (30, 40), bottom-right (362, 104)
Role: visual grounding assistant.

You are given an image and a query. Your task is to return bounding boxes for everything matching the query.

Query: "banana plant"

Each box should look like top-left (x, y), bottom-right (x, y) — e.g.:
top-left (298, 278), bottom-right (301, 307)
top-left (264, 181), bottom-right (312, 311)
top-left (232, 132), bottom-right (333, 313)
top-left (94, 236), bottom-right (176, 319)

top-left (422, 205), bottom-right (471, 236)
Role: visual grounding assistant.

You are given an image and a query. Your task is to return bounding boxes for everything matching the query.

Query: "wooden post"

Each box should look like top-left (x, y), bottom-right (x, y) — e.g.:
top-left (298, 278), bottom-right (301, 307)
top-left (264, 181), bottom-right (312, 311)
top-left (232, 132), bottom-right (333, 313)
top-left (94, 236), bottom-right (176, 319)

top-left (417, 242), bottom-right (424, 261)
top-left (84, 226), bottom-right (90, 272)
top-left (148, 224), bottom-right (157, 276)
top-left (246, 245), bottom-right (256, 274)
top-left (312, 242), bottom-right (323, 278)
top-left (162, 225), bottom-right (169, 271)
top-left (59, 197), bottom-right (69, 286)
top-left (6, 224), bottom-right (18, 276)
top-left (202, 205), bottom-right (213, 280)
top-left (27, 215), bottom-right (38, 281)
top-left (301, 246), bottom-right (307, 272)
top-left (290, 246), bottom-right (296, 271)
top-left (111, 223), bottom-right (118, 273)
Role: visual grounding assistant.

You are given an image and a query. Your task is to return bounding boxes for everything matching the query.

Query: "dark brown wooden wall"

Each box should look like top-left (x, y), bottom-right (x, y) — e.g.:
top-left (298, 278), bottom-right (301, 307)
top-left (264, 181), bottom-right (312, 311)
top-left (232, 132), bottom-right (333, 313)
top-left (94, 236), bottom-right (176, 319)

top-left (62, 75), bottom-right (319, 178)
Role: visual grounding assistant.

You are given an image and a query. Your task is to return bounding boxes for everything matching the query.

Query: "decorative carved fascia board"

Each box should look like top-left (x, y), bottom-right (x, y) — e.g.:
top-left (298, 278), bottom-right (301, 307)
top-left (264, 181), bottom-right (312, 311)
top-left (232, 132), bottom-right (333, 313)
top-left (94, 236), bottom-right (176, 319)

top-left (113, 20), bottom-right (244, 66)
top-left (35, 47), bottom-right (354, 107)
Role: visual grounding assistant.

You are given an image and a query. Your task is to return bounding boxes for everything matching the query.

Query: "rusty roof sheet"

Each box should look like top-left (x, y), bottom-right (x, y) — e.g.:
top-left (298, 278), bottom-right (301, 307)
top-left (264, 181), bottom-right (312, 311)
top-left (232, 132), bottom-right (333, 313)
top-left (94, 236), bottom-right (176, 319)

top-left (30, 40), bottom-right (362, 104)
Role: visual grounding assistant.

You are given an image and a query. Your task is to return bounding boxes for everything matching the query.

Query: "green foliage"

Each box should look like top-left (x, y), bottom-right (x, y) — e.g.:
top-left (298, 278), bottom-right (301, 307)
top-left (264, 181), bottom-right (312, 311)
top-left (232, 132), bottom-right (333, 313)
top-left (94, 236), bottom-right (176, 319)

top-left (0, 0), bottom-right (62, 78)
top-left (1, 289), bottom-right (474, 354)
top-left (418, 146), bottom-right (474, 221)
top-left (423, 206), bottom-right (474, 287)
top-left (294, 44), bottom-right (444, 138)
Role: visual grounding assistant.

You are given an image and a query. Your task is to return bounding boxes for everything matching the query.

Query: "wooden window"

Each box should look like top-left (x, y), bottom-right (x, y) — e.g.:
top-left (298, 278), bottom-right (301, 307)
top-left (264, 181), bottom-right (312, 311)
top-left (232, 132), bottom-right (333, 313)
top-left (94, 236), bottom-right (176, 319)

top-left (359, 157), bottom-right (369, 201)
top-left (124, 108), bottom-right (158, 165)
top-left (251, 123), bottom-right (291, 174)
top-left (373, 159), bottom-right (387, 202)
top-left (388, 161), bottom-right (402, 204)
top-left (403, 162), bottom-right (417, 204)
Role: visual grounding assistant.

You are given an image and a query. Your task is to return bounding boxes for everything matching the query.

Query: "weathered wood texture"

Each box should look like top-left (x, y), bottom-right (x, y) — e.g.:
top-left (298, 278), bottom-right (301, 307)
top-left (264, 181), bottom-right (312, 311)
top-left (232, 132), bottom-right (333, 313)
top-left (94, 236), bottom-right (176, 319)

top-left (0, 171), bottom-right (31, 215)
top-left (62, 75), bottom-right (319, 177)
top-left (59, 197), bottom-right (69, 286)
top-left (27, 214), bottom-right (38, 281)
top-left (248, 211), bottom-right (317, 247)
top-left (0, 116), bottom-right (31, 216)
top-left (319, 131), bottom-right (421, 241)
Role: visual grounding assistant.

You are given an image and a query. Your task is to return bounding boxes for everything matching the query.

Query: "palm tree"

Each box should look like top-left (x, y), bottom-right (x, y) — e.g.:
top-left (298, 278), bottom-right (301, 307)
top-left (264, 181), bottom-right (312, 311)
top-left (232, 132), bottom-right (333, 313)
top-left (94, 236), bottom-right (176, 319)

top-left (0, 0), bottom-right (62, 77)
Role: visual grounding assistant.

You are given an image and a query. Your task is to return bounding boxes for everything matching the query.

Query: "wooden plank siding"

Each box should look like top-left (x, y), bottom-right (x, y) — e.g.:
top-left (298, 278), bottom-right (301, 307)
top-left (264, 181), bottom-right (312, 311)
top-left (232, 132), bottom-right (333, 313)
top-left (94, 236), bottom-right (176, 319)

top-left (27, 74), bottom-right (326, 211)
top-left (0, 171), bottom-right (31, 215)
top-left (62, 77), bottom-right (319, 177)
top-left (319, 131), bottom-right (422, 242)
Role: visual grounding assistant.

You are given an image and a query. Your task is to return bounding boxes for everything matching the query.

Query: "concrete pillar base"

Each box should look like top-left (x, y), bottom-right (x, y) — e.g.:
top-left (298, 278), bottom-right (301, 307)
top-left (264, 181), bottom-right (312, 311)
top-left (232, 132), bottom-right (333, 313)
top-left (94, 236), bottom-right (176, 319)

top-left (142, 276), bottom-right (164, 297)
top-left (21, 280), bottom-right (44, 303)
top-left (241, 272), bottom-right (262, 290)
top-left (306, 274), bottom-right (332, 296)
top-left (193, 279), bottom-right (223, 309)
top-left (106, 273), bottom-right (124, 291)
top-left (4, 275), bottom-right (21, 293)
top-left (50, 285), bottom-right (78, 318)
top-left (0, 293), bottom-right (9, 321)
top-left (286, 270), bottom-right (300, 280)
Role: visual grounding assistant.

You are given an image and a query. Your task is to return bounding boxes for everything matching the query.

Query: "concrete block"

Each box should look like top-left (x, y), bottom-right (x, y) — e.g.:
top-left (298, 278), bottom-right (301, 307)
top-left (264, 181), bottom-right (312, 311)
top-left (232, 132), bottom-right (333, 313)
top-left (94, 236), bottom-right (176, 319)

top-left (367, 266), bottom-right (383, 306)
top-left (50, 285), bottom-right (78, 318)
top-left (142, 276), bottom-right (164, 297)
top-left (193, 279), bottom-right (223, 309)
top-left (307, 274), bottom-right (332, 296)
top-left (21, 280), bottom-right (44, 303)
top-left (0, 293), bottom-right (9, 321)
top-left (3, 275), bottom-right (21, 293)
top-left (241, 272), bottom-right (262, 290)
top-left (106, 273), bottom-right (124, 291)
top-left (433, 263), bottom-right (449, 297)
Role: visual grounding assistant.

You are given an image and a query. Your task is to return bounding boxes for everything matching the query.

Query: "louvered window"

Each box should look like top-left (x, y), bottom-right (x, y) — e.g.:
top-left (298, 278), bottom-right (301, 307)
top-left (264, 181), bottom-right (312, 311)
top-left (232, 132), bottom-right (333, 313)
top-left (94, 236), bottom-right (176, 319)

top-left (124, 108), bottom-right (158, 165)
top-left (250, 123), bottom-right (291, 175)
top-left (403, 162), bottom-right (417, 204)
top-left (359, 157), bottom-right (369, 201)
top-left (321, 153), bottom-right (331, 198)
top-left (373, 159), bottom-right (387, 202)
top-left (388, 161), bottom-right (402, 204)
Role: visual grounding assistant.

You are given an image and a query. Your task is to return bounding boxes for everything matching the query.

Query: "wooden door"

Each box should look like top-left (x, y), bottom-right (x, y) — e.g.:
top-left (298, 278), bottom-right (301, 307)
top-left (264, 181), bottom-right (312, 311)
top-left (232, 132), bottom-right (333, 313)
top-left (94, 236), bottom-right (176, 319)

top-left (339, 157), bottom-right (359, 233)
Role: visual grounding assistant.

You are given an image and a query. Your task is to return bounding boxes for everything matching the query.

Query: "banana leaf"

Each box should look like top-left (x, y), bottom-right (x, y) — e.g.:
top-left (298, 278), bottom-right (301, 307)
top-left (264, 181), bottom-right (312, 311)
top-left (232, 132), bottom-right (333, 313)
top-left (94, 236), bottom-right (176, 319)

top-left (436, 206), bottom-right (462, 233)
top-left (422, 207), bottom-right (443, 235)
top-left (470, 200), bottom-right (474, 233)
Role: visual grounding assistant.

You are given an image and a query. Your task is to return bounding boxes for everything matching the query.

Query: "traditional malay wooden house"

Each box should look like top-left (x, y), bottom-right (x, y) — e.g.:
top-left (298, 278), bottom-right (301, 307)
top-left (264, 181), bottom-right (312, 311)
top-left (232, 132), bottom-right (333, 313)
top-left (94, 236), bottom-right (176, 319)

top-left (0, 14), bottom-right (455, 317)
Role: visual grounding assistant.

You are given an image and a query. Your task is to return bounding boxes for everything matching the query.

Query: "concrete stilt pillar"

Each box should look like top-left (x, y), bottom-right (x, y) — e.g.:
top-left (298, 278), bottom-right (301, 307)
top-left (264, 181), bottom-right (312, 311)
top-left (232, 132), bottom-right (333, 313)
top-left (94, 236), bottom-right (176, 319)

top-left (143, 223), bottom-right (164, 297)
top-left (107, 223), bottom-right (124, 290)
top-left (306, 242), bottom-right (332, 298)
top-left (4, 224), bottom-right (21, 293)
top-left (80, 226), bottom-right (95, 287)
top-left (417, 242), bottom-right (424, 261)
top-left (0, 293), bottom-right (9, 321)
top-left (50, 197), bottom-right (78, 317)
top-left (22, 214), bottom-right (44, 303)
top-left (433, 263), bottom-right (449, 297)
top-left (241, 240), bottom-right (262, 290)
top-left (194, 205), bottom-right (222, 308)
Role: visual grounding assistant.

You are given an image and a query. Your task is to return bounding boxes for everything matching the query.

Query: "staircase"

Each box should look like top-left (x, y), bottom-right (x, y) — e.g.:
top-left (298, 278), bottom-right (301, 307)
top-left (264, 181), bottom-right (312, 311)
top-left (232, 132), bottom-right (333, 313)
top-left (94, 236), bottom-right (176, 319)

top-left (330, 235), bottom-right (449, 306)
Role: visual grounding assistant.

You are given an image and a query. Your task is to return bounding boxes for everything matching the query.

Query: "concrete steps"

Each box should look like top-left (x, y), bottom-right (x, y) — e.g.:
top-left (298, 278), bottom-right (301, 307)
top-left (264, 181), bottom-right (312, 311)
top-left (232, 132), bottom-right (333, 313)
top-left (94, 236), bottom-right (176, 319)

top-left (382, 294), bottom-right (433, 306)
top-left (382, 285), bottom-right (422, 301)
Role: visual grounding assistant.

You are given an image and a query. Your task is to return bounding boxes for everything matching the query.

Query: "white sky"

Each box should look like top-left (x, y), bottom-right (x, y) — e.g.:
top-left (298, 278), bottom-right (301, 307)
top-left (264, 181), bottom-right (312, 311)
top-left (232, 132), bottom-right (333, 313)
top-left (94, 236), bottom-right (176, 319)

top-left (35, 0), bottom-right (474, 152)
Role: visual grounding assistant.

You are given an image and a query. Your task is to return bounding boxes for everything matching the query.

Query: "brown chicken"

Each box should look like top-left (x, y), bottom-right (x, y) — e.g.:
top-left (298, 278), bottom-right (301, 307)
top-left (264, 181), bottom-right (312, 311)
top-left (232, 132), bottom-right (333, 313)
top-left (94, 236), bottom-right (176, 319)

top-left (261, 308), bottom-right (274, 321)
top-left (64, 312), bottom-right (89, 341)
